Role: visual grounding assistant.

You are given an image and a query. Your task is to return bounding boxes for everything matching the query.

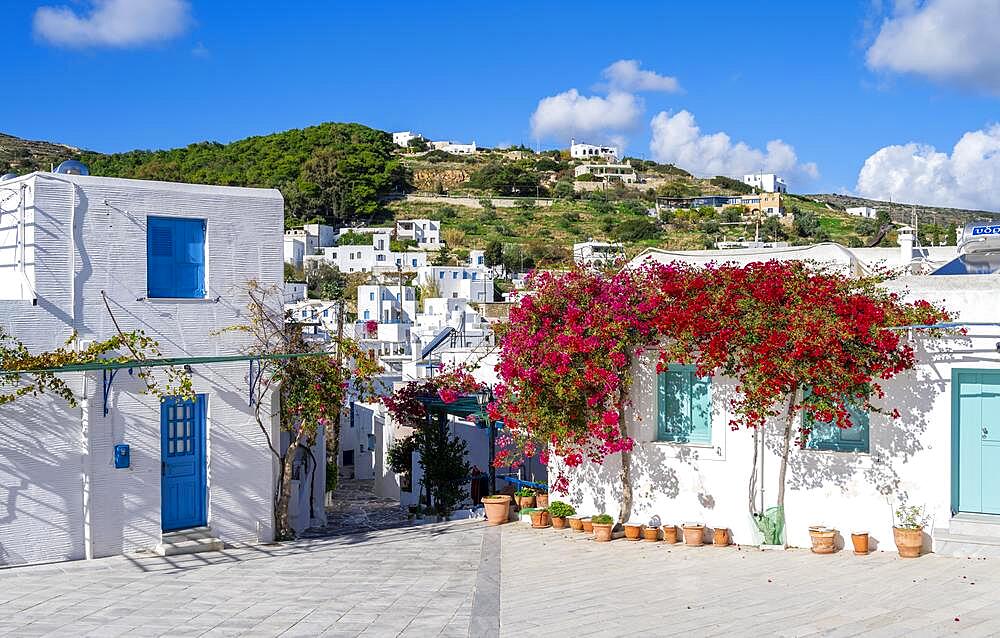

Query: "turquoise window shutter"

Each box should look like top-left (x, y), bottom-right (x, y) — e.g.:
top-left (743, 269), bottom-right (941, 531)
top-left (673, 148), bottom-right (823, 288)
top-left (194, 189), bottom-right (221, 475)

top-left (804, 388), bottom-right (870, 453)
top-left (147, 216), bottom-right (206, 298)
top-left (657, 365), bottom-right (712, 444)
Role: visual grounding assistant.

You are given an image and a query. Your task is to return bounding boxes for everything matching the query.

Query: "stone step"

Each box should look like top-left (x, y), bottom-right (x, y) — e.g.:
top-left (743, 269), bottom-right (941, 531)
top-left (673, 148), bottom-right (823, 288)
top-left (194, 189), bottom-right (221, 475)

top-left (154, 528), bottom-right (224, 557)
top-left (947, 513), bottom-right (1000, 537)
top-left (933, 529), bottom-right (1000, 558)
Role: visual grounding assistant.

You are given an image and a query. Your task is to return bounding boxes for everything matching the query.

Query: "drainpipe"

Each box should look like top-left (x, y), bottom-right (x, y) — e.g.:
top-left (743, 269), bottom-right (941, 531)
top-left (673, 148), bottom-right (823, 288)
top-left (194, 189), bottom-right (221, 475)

top-left (80, 368), bottom-right (93, 560)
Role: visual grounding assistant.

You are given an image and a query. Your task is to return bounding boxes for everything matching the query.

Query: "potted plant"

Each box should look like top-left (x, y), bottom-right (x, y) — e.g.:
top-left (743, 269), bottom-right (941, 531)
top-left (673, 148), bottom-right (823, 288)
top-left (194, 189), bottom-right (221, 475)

top-left (623, 522), bottom-right (643, 541)
top-left (548, 501), bottom-right (576, 529)
top-left (808, 526), bottom-right (837, 554)
top-left (592, 514), bottom-right (614, 542)
top-left (581, 517), bottom-right (594, 533)
top-left (893, 504), bottom-right (929, 558)
top-left (530, 508), bottom-right (551, 529)
top-left (661, 524), bottom-right (678, 544)
top-left (713, 527), bottom-right (730, 547)
top-left (683, 523), bottom-right (705, 546)
top-left (851, 531), bottom-right (869, 555)
top-left (536, 492), bottom-right (549, 508)
top-left (568, 515), bottom-right (585, 531)
top-left (481, 495), bottom-right (511, 526)
top-left (514, 487), bottom-right (536, 510)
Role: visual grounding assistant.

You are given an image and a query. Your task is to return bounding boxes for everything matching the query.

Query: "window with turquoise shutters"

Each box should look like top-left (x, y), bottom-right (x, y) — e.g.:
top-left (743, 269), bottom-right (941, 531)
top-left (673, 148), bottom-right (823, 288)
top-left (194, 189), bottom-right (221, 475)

top-left (657, 365), bottom-right (712, 444)
top-left (147, 216), bottom-right (206, 298)
top-left (803, 388), bottom-right (870, 453)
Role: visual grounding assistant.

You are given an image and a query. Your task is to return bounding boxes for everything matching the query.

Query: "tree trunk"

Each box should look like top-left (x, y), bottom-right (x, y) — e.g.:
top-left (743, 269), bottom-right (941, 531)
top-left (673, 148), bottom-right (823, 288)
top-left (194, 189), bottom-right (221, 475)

top-left (775, 388), bottom-right (798, 547)
top-left (276, 429), bottom-right (304, 540)
top-left (617, 385), bottom-right (632, 524)
top-left (748, 424), bottom-right (760, 518)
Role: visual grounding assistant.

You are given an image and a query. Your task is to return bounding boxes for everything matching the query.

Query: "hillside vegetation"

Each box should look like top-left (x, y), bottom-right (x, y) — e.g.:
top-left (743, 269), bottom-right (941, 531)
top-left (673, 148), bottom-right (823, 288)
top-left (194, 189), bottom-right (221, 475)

top-left (0, 133), bottom-right (83, 174)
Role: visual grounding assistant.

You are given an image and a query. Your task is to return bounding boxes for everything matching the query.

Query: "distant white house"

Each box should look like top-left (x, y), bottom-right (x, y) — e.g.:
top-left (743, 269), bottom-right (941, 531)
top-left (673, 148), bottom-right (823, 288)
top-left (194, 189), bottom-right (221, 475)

top-left (0, 170), bottom-right (310, 566)
top-left (357, 284), bottom-right (418, 325)
top-left (574, 162), bottom-right (638, 184)
top-left (415, 264), bottom-right (494, 301)
top-left (570, 139), bottom-right (618, 161)
top-left (742, 173), bottom-right (787, 193)
top-left (284, 223), bottom-right (335, 270)
top-left (395, 218), bottom-right (441, 250)
top-left (847, 206), bottom-right (878, 219)
top-left (430, 140), bottom-right (477, 155)
top-left (307, 230), bottom-right (429, 274)
top-left (283, 281), bottom-right (307, 303)
top-left (573, 240), bottom-right (625, 267)
top-left (393, 131), bottom-right (423, 147)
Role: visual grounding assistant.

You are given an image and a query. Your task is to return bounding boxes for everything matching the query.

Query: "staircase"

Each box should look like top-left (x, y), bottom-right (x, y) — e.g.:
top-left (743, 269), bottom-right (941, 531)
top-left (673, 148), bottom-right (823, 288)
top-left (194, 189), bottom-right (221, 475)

top-left (934, 514), bottom-right (1000, 557)
top-left (154, 526), bottom-right (224, 557)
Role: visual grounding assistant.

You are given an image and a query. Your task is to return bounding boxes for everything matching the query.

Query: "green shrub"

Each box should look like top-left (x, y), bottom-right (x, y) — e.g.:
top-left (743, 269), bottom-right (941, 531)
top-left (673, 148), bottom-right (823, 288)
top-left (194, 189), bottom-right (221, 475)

top-left (515, 487), bottom-right (536, 497)
top-left (591, 514), bottom-right (613, 525)
top-left (548, 501), bottom-right (576, 518)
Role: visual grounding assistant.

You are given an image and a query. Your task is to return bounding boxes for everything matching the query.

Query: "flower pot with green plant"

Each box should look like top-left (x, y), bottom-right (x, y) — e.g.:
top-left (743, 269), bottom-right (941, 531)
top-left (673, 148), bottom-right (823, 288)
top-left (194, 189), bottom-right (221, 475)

top-left (592, 514), bottom-right (614, 542)
top-left (548, 501), bottom-right (576, 529)
top-left (893, 503), bottom-right (929, 558)
top-left (514, 487), bottom-right (536, 510)
top-left (481, 495), bottom-right (511, 526)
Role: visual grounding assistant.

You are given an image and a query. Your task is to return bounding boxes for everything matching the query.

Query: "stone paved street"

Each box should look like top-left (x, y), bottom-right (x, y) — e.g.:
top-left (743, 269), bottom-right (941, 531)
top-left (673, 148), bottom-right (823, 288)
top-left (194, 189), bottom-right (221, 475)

top-left (4, 513), bottom-right (1000, 636)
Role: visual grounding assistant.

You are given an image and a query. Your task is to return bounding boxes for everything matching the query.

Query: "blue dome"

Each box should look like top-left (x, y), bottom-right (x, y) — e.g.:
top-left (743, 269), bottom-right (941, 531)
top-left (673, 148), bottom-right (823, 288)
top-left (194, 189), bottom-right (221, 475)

top-left (54, 160), bottom-right (89, 176)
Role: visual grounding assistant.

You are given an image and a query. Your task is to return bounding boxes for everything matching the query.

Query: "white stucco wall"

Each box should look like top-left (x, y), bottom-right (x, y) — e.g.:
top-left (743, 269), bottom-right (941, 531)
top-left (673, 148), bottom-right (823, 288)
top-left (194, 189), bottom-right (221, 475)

top-left (555, 276), bottom-right (1000, 552)
top-left (0, 173), bottom-right (283, 565)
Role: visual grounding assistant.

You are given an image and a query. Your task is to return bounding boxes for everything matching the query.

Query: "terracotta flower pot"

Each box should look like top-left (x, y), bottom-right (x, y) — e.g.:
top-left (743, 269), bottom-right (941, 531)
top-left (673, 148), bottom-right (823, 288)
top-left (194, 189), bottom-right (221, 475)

top-left (624, 523), bottom-right (642, 541)
top-left (581, 518), bottom-right (594, 533)
top-left (809, 527), bottom-right (837, 554)
top-left (515, 494), bottom-right (536, 510)
top-left (893, 526), bottom-right (923, 558)
top-left (536, 493), bottom-right (549, 508)
top-left (482, 495), bottom-right (511, 526)
top-left (593, 523), bottom-right (613, 542)
top-left (552, 516), bottom-right (567, 529)
top-left (643, 526), bottom-right (660, 542)
top-left (530, 510), bottom-right (551, 529)
top-left (851, 532), bottom-right (869, 555)
top-left (661, 525), bottom-right (678, 544)
top-left (568, 517), bottom-right (584, 532)
top-left (713, 527), bottom-right (729, 547)
top-left (683, 524), bottom-right (705, 546)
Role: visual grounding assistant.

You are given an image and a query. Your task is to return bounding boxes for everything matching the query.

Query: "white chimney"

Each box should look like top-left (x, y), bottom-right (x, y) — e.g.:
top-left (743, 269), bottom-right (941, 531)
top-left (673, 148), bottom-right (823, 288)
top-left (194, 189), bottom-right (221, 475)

top-left (897, 226), bottom-right (915, 266)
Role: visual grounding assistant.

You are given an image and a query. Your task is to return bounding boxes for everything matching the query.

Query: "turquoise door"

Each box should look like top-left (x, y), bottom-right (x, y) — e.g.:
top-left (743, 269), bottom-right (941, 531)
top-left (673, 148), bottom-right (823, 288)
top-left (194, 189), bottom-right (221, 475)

top-left (161, 395), bottom-right (207, 531)
top-left (955, 371), bottom-right (1000, 514)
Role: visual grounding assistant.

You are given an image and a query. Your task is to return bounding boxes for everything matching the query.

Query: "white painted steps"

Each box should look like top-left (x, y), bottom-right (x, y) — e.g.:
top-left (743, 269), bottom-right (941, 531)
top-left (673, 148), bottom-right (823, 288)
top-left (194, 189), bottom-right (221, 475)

top-left (934, 513), bottom-right (1000, 557)
top-left (154, 526), bottom-right (224, 557)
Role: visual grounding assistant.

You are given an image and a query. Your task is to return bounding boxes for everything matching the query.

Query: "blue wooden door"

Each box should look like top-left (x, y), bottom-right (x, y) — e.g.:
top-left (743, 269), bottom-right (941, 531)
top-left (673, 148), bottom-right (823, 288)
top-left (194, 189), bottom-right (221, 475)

top-left (161, 395), bottom-right (207, 531)
top-left (956, 371), bottom-right (1000, 514)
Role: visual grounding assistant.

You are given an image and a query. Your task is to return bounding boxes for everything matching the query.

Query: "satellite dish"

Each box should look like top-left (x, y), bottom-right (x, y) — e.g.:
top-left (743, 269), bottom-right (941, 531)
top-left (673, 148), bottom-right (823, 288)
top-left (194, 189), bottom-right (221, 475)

top-left (54, 160), bottom-right (89, 175)
top-left (0, 188), bottom-right (20, 213)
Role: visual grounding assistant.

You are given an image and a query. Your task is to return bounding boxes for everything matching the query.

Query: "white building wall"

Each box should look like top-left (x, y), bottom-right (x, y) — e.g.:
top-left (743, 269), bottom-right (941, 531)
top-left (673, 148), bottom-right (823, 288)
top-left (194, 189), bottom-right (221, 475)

top-left (417, 266), bottom-right (494, 301)
top-left (742, 173), bottom-right (787, 193)
top-left (0, 173), bottom-right (283, 565)
top-left (847, 206), bottom-right (878, 219)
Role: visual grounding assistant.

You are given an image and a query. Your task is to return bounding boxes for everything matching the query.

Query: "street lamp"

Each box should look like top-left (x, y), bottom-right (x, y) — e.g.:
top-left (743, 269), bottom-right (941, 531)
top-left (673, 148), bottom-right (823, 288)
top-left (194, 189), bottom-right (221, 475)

top-left (476, 386), bottom-right (497, 494)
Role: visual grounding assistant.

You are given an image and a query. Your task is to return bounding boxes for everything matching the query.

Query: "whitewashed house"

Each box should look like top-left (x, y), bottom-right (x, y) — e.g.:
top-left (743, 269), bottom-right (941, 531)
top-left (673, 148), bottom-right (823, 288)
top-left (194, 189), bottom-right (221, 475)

top-left (308, 231), bottom-right (428, 274)
top-left (283, 223), bottom-right (335, 270)
top-left (393, 131), bottom-right (423, 147)
top-left (847, 206), bottom-right (878, 219)
top-left (415, 265), bottom-right (494, 301)
top-left (570, 139), bottom-right (618, 161)
top-left (396, 218), bottom-right (441, 250)
top-left (0, 169), bottom-right (309, 566)
top-left (574, 163), bottom-right (638, 184)
top-left (742, 173), bottom-right (787, 193)
top-left (430, 140), bottom-right (477, 155)
top-left (557, 230), bottom-right (1000, 556)
top-left (573, 240), bottom-right (625, 267)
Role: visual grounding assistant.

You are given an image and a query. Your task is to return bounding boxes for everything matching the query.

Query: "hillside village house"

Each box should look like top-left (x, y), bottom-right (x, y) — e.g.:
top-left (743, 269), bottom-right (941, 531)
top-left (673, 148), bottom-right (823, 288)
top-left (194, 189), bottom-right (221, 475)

top-left (395, 218), bottom-right (441, 250)
top-left (0, 168), bottom-right (316, 566)
top-left (742, 172), bottom-right (787, 193)
top-left (657, 192), bottom-right (784, 217)
top-left (570, 139), bottom-right (618, 161)
top-left (307, 230), bottom-right (429, 274)
top-left (573, 163), bottom-right (638, 184)
top-left (847, 206), bottom-right (878, 219)
top-left (555, 229), bottom-right (1000, 556)
top-left (430, 140), bottom-right (477, 155)
top-left (392, 131), bottom-right (423, 147)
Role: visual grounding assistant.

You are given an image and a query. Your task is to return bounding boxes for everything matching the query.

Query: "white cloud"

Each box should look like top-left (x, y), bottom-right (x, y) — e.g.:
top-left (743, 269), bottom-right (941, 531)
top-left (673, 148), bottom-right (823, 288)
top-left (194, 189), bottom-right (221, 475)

top-left (34, 0), bottom-right (191, 48)
top-left (601, 59), bottom-right (681, 93)
top-left (856, 125), bottom-right (1000, 211)
top-left (648, 110), bottom-right (819, 181)
top-left (866, 0), bottom-right (1000, 92)
top-left (529, 89), bottom-right (642, 143)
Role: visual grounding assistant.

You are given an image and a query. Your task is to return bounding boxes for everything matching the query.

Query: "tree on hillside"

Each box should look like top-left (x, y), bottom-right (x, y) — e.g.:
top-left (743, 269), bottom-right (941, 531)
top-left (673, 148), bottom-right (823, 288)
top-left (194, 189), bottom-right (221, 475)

top-left (407, 137), bottom-right (429, 152)
top-left (466, 162), bottom-right (541, 196)
top-left (793, 208), bottom-right (820, 237)
top-left (484, 240), bottom-right (504, 270)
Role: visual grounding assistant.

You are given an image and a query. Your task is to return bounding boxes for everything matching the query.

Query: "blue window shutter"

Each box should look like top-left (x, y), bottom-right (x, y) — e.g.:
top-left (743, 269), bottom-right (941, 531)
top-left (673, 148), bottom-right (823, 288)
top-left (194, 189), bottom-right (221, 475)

top-left (804, 388), bottom-right (870, 453)
top-left (147, 217), bottom-right (205, 298)
top-left (657, 365), bottom-right (711, 444)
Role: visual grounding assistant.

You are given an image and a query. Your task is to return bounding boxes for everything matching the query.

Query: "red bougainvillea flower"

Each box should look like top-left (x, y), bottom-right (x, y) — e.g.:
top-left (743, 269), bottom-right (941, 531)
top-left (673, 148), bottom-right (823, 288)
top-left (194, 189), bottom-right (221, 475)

top-left (438, 388), bottom-right (459, 404)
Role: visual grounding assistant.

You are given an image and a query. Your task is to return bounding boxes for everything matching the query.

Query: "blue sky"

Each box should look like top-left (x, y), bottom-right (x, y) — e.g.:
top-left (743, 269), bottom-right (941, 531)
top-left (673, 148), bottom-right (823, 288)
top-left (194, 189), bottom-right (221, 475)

top-left (3, 1), bottom-right (1000, 209)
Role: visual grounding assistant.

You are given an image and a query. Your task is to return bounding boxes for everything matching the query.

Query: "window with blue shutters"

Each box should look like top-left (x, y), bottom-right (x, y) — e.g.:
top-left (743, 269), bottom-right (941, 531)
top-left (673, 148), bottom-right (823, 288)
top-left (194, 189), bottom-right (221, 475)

top-left (657, 364), bottom-right (712, 444)
top-left (803, 388), bottom-right (870, 453)
top-left (147, 216), bottom-right (206, 299)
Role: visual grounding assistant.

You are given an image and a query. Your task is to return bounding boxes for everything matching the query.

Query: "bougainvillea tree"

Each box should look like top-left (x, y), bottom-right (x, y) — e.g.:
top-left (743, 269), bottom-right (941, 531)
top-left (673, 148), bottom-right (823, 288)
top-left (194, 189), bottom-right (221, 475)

top-left (492, 260), bottom-right (951, 526)
top-left (383, 368), bottom-right (484, 516)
